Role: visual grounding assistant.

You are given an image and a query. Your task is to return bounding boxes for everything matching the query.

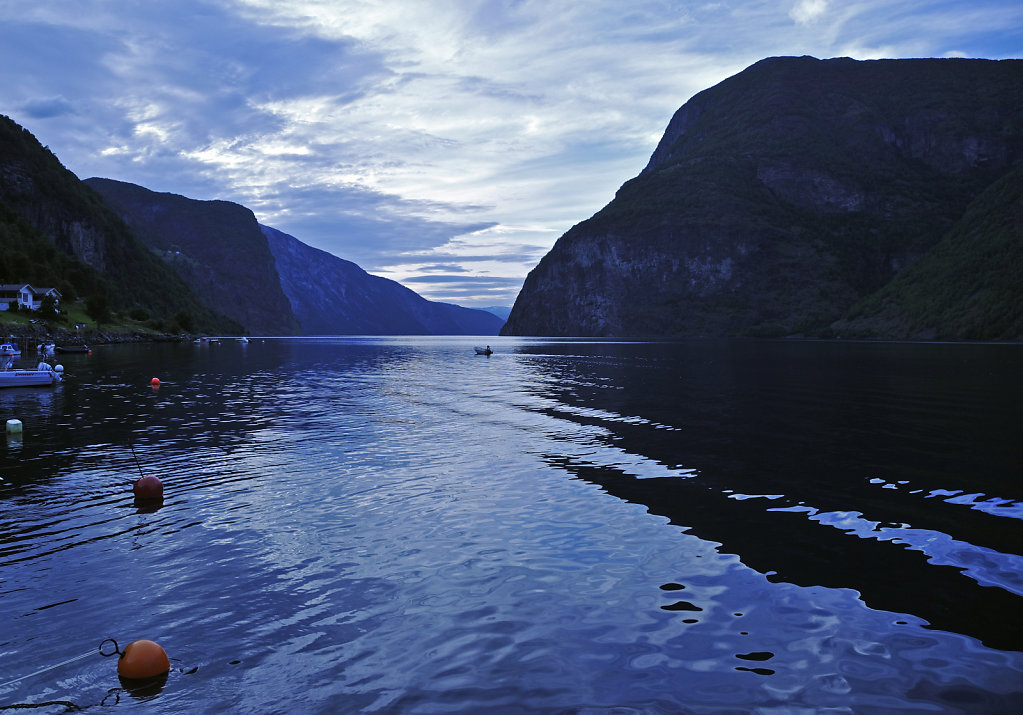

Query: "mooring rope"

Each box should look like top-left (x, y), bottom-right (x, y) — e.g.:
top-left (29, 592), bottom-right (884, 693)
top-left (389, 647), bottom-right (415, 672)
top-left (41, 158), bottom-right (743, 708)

top-left (0, 651), bottom-right (95, 691)
top-left (2, 639), bottom-right (200, 713)
top-left (0, 701), bottom-right (82, 711)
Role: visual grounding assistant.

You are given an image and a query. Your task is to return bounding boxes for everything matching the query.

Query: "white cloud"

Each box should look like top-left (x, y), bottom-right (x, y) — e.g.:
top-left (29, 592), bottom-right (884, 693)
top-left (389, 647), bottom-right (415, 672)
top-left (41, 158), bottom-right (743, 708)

top-left (790, 0), bottom-right (829, 26)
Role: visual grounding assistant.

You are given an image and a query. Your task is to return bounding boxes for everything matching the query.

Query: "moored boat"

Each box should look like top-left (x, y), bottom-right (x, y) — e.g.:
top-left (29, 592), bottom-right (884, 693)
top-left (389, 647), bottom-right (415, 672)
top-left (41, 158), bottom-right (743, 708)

top-left (0, 362), bottom-right (63, 387)
top-left (0, 343), bottom-right (21, 356)
top-left (55, 345), bottom-right (91, 354)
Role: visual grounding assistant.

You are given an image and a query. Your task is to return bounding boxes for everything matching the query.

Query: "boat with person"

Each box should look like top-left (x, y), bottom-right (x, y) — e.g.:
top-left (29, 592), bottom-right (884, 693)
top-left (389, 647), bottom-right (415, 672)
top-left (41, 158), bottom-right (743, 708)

top-left (474, 346), bottom-right (493, 355)
top-left (0, 361), bottom-right (63, 387)
top-left (55, 345), bottom-right (91, 354)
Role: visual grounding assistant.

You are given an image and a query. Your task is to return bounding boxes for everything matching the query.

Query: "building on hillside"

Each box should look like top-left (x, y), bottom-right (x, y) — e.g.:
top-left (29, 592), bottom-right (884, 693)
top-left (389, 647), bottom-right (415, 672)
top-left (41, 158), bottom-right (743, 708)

top-left (0, 284), bottom-right (61, 311)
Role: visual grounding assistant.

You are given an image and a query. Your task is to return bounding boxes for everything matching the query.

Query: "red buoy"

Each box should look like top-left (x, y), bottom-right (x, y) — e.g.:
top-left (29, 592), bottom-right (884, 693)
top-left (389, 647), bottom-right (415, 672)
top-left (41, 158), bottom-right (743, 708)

top-left (150, 377), bottom-right (160, 387)
top-left (133, 475), bottom-right (163, 500)
top-left (117, 639), bottom-right (170, 680)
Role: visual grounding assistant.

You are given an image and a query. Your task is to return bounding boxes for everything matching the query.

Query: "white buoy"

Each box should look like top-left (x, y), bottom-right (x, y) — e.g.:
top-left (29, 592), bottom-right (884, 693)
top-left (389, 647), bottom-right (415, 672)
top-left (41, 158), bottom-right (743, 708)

top-left (6, 419), bottom-right (23, 434)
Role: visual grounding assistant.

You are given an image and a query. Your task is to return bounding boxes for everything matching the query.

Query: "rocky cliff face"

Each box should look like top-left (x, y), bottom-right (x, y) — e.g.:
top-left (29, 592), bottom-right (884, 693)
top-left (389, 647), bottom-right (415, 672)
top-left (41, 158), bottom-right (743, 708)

top-left (0, 136), bottom-right (108, 272)
top-left (263, 225), bottom-right (505, 335)
top-left (502, 56), bottom-right (1023, 338)
top-left (86, 178), bottom-right (301, 335)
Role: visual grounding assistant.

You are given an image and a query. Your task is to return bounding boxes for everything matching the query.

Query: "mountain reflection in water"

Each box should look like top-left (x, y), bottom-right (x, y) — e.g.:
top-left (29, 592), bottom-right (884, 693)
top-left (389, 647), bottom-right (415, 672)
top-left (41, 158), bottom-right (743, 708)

top-left (0, 337), bottom-right (1020, 713)
top-left (522, 339), bottom-right (1023, 653)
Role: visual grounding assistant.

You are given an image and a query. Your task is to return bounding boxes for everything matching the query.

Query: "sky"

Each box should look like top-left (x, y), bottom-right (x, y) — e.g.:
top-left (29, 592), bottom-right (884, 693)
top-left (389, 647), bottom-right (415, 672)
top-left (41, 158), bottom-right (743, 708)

top-left (0, 1), bottom-right (1020, 308)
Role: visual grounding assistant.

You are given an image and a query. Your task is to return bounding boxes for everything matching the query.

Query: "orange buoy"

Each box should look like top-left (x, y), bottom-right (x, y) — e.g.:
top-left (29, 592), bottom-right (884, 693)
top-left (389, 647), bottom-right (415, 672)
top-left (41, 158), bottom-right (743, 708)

top-left (133, 475), bottom-right (163, 500)
top-left (117, 639), bottom-right (170, 680)
top-left (150, 377), bottom-right (160, 387)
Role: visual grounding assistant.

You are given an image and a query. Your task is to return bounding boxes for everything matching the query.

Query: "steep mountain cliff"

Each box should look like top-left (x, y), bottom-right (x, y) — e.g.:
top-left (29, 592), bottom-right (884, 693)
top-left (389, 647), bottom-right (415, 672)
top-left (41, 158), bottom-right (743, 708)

top-left (86, 178), bottom-right (300, 336)
top-left (501, 56), bottom-right (1023, 338)
top-left (263, 225), bottom-right (505, 335)
top-left (0, 115), bottom-right (236, 331)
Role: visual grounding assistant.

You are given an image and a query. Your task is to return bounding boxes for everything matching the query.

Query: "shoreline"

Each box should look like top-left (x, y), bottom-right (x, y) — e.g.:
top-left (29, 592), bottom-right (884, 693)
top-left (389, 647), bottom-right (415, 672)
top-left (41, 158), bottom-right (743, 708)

top-left (1, 322), bottom-right (184, 346)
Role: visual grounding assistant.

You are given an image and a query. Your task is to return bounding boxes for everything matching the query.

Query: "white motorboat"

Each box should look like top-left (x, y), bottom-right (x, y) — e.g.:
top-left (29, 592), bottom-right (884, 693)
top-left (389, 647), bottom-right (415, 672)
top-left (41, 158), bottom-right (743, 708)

top-left (0, 362), bottom-right (63, 387)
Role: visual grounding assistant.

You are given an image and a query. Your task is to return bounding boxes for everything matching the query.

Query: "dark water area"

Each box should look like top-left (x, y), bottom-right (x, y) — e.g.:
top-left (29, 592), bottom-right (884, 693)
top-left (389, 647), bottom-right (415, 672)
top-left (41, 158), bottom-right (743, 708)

top-left (1, 337), bottom-right (1021, 713)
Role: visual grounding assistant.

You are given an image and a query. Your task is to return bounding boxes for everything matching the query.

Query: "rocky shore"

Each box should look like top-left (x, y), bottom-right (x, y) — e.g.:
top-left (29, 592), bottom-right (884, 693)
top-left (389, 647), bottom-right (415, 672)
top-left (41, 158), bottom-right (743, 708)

top-left (1, 322), bottom-right (184, 347)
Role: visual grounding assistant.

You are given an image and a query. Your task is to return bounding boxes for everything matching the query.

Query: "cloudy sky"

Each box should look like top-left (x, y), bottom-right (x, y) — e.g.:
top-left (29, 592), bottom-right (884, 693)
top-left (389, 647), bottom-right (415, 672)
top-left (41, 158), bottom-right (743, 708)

top-left (1, 1), bottom-right (1020, 308)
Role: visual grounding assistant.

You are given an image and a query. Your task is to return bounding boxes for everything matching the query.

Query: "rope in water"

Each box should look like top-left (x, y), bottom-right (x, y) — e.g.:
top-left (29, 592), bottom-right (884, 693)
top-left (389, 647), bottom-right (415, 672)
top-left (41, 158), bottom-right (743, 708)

top-left (0, 702), bottom-right (81, 711)
top-left (0, 640), bottom-right (122, 692)
top-left (0, 650), bottom-right (95, 691)
top-left (2, 639), bottom-right (200, 712)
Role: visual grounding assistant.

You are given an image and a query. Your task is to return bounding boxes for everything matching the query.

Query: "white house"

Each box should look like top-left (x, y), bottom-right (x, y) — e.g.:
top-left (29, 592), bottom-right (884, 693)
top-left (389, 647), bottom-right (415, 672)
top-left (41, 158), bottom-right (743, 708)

top-left (0, 284), bottom-right (62, 311)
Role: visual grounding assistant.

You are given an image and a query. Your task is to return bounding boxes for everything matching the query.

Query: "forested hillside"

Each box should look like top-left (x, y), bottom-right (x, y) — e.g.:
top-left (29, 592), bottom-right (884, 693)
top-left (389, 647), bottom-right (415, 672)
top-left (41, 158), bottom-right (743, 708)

top-left (0, 115), bottom-right (240, 333)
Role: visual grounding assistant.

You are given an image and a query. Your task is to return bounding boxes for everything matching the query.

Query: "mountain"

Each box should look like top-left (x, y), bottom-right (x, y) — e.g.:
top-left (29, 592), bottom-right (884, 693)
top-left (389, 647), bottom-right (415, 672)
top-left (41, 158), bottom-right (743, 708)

top-left (480, 306), bottom-right (512, 320)
top-left (0, 115), bottom-right (237, 332)
top-left (86, 180), bottom-right (503, 337)
top-left (262, 225), bottom-right (505, 335)
top-left (501, 56), bottom-right (1023, 339)
top-left (86, 178), bottom-right (300, 335)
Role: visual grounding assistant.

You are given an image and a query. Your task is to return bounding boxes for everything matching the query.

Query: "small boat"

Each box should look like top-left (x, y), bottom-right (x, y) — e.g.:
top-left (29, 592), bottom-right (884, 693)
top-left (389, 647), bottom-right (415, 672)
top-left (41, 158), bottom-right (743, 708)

top-left (37, 343), bottom-right (55, 354)
top-left (55, 345), bottom-right (91, 354)
top-left (0, 343), bottom-right (21, 356)
top-left (0, 363), bottom-right (63, 387)
top-left (474, 346), bottom-right (493, 355)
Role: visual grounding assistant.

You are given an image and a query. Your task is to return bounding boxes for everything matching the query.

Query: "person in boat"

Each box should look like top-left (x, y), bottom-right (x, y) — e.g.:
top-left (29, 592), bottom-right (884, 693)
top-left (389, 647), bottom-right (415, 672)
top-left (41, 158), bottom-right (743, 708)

top-left (486, 345), bottom-right (492, 354)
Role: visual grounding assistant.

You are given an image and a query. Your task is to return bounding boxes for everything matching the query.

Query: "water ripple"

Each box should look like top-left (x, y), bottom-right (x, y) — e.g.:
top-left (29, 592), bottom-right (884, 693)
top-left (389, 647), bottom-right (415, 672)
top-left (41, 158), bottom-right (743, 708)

top-left (1, 338), bottom-right (1021, 713)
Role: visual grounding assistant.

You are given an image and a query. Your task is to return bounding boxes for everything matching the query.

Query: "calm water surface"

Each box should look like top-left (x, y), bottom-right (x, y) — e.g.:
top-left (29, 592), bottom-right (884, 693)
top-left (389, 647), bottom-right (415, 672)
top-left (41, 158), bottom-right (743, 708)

top-left (1, 337), bottom-right (1021, 713)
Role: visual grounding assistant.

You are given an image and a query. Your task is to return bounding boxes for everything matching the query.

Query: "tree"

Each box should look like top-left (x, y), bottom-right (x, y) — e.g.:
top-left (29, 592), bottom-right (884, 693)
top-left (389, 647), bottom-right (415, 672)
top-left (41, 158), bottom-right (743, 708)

top-left (85, 292), bottom-right (111, 323)
top-left (58, 282), bottom-right (77, 303)
top-left (173, 311), bottom-right (195, 333)
top-left (37, 293), bottom-right (59, 321)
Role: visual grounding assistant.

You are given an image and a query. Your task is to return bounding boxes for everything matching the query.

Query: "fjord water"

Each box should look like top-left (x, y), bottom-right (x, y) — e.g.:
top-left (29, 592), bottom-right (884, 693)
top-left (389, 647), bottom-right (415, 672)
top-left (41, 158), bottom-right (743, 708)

top-left (1, 337), bottom-right (1021, 712)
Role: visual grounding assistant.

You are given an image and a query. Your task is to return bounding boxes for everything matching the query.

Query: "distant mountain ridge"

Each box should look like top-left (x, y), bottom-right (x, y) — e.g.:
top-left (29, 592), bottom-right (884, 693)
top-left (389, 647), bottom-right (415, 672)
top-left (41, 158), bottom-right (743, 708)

top-left (480, 306), bottom-right (512, 320)
top-left (84, 178), bottom-right (503, 336)
top-left (262, 225), bottom-right (505, 335)
top-left (502, 56), bottom-right (1023, 339)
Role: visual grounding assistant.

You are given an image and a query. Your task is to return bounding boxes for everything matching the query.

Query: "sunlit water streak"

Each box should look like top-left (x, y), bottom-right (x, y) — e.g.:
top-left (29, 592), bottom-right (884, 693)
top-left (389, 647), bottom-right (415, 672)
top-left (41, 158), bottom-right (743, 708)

top-left (0, 337), bottom-right (1021, 712)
